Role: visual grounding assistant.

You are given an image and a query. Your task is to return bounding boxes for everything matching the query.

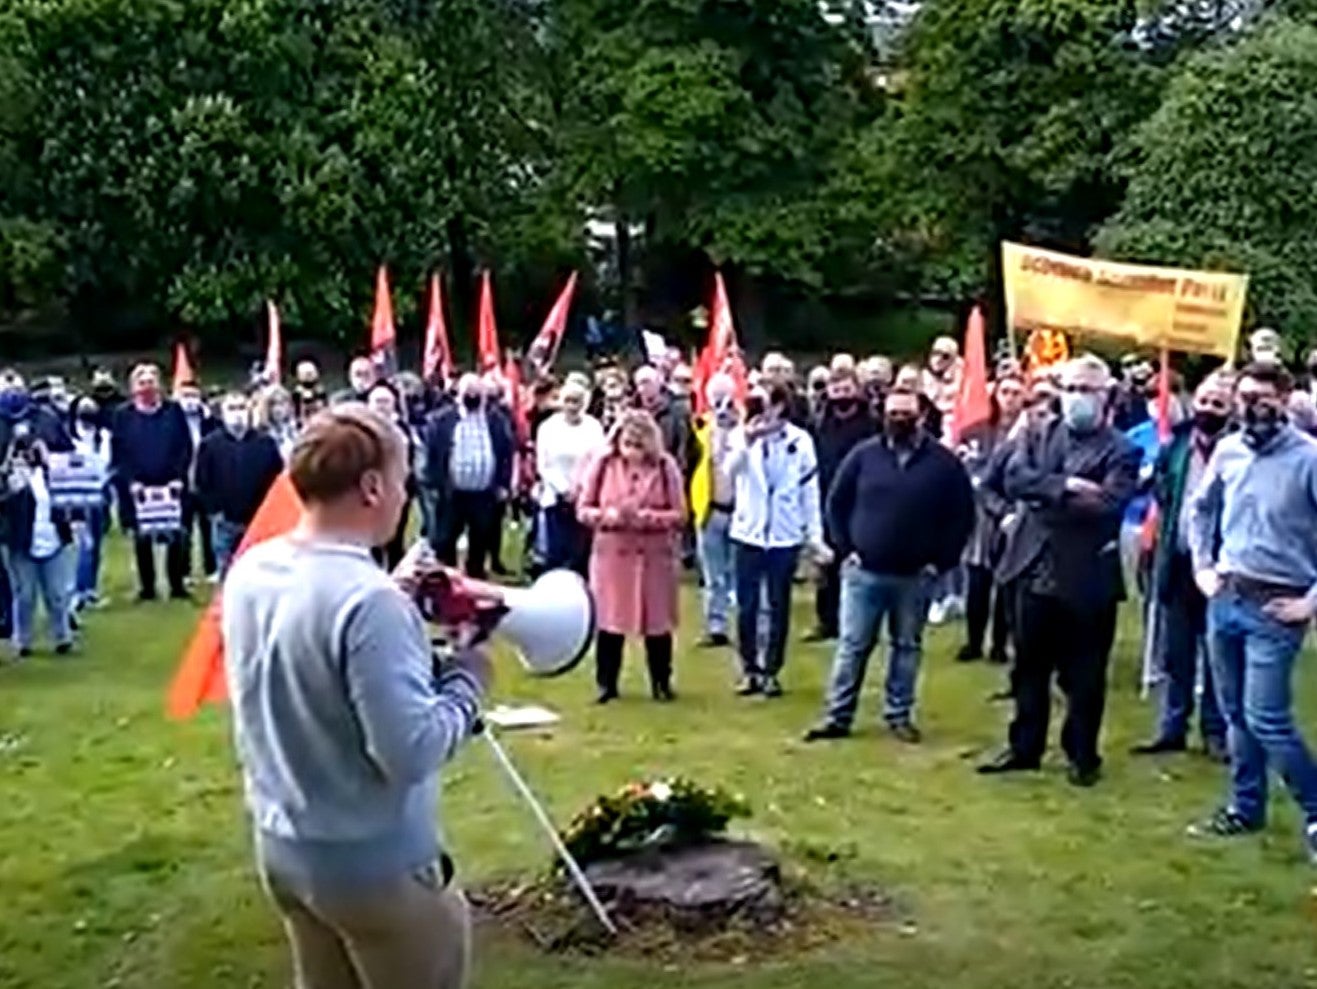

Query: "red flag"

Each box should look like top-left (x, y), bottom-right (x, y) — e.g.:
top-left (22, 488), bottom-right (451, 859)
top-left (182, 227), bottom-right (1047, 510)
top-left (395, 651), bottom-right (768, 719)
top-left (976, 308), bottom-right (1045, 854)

top-left (477, 271), bottom-right (502, 372)
top-left (693, 271), bottom-right (747, 414)
top-left (951, 305), bottom-right (992, 444)
top-left (503, 354), bottom-right (528, 442)
top-left (264, 300), bottom-right (282, 384)
top-left (171, 340), bottom-right (196, 391)
top-left (422, 274), bottom-right (452, 382)
top-left (1155, 347), bottom-right (1172, 442)
top-left (370, 266), bottom-right (396, 374)
top-left (527, 271), bottom-right (578, 374)
top-left (166, 473), bottom-right (304, 719)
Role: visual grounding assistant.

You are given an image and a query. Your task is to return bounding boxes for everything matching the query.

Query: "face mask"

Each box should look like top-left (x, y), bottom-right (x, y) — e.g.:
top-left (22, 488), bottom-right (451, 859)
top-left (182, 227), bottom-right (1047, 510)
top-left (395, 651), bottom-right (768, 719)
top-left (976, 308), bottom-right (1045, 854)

top-left (829, 397), bottom-right (859, 417)
top-left (1192, 410), bottom-right (1228, 438)
top-left (1060, 391), bottom-right (1102, 433)
top-left (461, 394), bottom-right (482, 412)
top-left (1242, 403), bottom-right (1282, 448)
top-left (179, 397), bottom-right (202, 416)
top-left (77, 409), bottom-right (97, 425)
top-left (713, 403), bottom-right (738, 428)
top-left (885, 415), bottom-right (917, 445)
top-left (223, 412), bottom-right (248, 435)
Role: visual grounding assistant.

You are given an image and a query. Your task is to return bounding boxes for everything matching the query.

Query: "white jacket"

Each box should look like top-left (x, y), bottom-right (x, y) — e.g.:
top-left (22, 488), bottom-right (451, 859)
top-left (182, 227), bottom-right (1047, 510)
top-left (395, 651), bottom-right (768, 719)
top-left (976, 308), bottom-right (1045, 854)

top-left (726, 422), bottom-right (824, 550)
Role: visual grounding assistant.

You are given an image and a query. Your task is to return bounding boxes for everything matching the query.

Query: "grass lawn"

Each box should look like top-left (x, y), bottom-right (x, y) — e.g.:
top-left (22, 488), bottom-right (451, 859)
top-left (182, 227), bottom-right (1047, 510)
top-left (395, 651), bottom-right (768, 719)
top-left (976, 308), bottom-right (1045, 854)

top-left (2, 533), bottom-right (1316, 989)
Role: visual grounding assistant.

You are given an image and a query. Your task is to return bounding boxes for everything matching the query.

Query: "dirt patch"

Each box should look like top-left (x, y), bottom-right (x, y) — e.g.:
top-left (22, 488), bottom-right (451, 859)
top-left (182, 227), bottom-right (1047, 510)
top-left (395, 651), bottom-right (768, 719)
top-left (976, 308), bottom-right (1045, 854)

top-left (470, 842), bottom-right (901, 962)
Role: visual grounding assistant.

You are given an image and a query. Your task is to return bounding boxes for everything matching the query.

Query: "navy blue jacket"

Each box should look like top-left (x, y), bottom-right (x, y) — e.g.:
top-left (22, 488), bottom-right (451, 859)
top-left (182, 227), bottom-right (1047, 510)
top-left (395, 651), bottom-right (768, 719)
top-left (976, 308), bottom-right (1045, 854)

top-left (111, 401), bottom-right (194, 487)
top-left (194, 429), bottom-right (284, 525)
top-left (422, 404), bottom-right (514, 499)
top-left (2, 471), bottom-right (73, 557)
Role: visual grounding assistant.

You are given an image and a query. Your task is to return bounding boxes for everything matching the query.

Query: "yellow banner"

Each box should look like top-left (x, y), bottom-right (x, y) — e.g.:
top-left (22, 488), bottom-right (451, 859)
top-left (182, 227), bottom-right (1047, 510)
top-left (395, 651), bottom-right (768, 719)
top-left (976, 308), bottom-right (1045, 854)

top-left (1002, 242), bottom-right (1248, 359)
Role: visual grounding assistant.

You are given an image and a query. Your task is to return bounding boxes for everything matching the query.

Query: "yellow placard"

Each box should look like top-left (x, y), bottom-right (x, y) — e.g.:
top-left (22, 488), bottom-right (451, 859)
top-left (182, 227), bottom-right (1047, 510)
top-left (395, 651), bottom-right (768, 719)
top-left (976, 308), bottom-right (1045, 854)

top-left (1002, 242), bottom-right (1248, 359)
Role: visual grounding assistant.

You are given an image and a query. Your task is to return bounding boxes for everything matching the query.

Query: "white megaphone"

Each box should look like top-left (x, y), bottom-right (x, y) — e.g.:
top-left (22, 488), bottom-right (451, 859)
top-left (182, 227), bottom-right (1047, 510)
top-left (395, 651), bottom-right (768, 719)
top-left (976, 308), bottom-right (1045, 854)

top-left (412, 562), bottom-right (596, 677)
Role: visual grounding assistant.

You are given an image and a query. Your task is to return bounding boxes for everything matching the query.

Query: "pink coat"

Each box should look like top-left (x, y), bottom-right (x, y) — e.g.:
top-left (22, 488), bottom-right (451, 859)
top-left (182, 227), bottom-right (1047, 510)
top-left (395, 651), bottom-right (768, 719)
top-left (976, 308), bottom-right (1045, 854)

top-left (577, 451), bottom-right (686, 636)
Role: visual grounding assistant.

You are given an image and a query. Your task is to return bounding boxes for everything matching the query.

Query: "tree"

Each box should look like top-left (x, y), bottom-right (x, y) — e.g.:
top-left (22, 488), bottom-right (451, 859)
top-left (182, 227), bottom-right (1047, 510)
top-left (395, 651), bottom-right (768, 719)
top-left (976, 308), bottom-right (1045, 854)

top-left (873, 0), bottom-right (1166, 313)
top-left (1097, 16), bottom-right (1317, 341)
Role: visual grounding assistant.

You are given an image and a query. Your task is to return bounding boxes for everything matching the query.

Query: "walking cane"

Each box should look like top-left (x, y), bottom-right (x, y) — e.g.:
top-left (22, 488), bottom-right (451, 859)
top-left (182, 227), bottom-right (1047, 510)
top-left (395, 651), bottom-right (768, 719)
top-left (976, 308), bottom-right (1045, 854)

top-left (477, 722), bottom-right (618, 936)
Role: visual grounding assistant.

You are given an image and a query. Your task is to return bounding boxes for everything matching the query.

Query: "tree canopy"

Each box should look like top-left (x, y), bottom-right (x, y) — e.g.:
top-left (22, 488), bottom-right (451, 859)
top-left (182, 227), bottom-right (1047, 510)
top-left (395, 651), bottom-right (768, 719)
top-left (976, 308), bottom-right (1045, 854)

top-left (0, 0), bottom-right (1315, 354)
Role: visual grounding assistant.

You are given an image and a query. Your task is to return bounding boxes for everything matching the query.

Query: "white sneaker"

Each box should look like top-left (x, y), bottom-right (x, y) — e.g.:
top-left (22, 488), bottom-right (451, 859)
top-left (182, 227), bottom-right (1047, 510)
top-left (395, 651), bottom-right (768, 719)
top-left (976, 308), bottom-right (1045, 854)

top-left (928, 599), bottom-right (948, 626)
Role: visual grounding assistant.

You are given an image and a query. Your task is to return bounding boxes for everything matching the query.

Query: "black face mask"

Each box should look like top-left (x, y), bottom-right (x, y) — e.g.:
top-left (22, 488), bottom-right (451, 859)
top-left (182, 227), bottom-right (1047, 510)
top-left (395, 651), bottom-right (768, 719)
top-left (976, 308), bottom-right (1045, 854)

top-left (77, 410), bottom-right (97, 424)
top-left (1242, 403), bottom-right (1282, 448)
top-left (1192, 410), bottom-right (1228, 438)
top-left (461, 394), bottom-right (482, 412)
top-left (829, 397), bottom-right (859, 418)
top-left (885, 415), bottom-right (918, 445)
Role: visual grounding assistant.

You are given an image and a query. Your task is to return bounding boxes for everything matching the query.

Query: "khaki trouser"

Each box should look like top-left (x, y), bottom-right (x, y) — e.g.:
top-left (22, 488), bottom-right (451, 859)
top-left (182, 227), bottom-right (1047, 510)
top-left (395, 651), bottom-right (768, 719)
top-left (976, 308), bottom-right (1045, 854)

top-left (261, 863), bottom-right (470, 989)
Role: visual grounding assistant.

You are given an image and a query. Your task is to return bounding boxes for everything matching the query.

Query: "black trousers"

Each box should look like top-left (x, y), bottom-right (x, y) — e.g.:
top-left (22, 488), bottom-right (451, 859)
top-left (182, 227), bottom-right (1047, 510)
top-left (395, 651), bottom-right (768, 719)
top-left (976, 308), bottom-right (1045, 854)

top-left (814, 557), bottom-right (842, 636)
top-left (434, 489), bottom-right (497, 579)
top-left (183, 493), bottom-right (216, 578)
top-left (595, 630), bottom-right (672, 693)
top-left (134, 535), bottom-right (188, 598)
top-left (489, 499), bottom-right (507, 570)
top-left (965, 564), bottom-right (1011, 657)
top-left (1008, 590), bottom-right (1118, 772)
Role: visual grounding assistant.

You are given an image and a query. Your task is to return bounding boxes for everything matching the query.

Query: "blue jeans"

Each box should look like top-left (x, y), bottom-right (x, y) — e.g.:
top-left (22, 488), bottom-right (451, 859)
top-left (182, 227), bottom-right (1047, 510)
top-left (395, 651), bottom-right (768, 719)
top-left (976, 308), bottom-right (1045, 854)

top-left (7, 546), bottom-right (74, 650)
top-left (824, 562), bottom-right (931, 728)
top-left (698, 510), bottom-right (735, 636)
top-left (734, 542), bottom-right (799, 678)
top-left (212, 517), bottom-right (248, 576)
top-left (1207, 591), bottom-right (1317, 827)
top-left (1156, 570), bottom-right (1224, 744)
top-left (75, 507), bottom-right (105, 599)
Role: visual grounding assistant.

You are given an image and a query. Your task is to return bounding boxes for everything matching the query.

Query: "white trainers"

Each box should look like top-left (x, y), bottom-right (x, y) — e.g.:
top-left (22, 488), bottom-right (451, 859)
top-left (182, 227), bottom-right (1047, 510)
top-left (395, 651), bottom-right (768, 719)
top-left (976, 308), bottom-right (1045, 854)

top-left (928, 599), bottom-right (948, 625)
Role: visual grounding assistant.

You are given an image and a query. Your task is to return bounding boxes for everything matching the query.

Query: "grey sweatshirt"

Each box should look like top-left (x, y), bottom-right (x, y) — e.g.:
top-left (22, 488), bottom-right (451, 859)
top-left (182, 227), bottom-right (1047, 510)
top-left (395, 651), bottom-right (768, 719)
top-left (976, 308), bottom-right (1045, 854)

top-left (1189, 425), bottom-right (1317, 602)
top-left (221, 537), bottom-right (484, 892)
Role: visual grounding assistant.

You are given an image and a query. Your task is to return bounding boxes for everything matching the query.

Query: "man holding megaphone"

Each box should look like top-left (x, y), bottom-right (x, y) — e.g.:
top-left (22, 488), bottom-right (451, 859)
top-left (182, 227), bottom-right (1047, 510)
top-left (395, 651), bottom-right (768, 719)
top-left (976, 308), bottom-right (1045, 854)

top-left (222, 403), bottom-right (489, 989)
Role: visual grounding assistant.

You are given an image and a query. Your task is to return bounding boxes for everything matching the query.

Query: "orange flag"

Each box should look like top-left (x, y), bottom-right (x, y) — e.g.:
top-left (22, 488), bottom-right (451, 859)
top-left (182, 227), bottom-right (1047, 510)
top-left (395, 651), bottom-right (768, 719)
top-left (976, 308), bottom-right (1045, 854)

top-left (477, 271), bottom-right (502, 372)
top-left (171, 340), bottom-right (196, 391)
top-left (951, 305), bottom-right (992, 444)
top-left (526, 271), bottom-right (577, 375)
top-left (370, 266), bottom-right (396, 374)
top-left (265, 300), bottom-right (282, 384)
top-left (422, 274), bottom-right (452, 382)
top-left (165, 473), bottom-right (303, 719)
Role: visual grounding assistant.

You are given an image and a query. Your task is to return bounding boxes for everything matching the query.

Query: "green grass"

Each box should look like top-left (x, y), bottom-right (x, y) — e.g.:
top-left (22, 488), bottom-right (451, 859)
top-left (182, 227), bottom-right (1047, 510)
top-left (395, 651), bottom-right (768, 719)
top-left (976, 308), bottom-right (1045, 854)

top-left (3, 535), bottom-right (1317, 989)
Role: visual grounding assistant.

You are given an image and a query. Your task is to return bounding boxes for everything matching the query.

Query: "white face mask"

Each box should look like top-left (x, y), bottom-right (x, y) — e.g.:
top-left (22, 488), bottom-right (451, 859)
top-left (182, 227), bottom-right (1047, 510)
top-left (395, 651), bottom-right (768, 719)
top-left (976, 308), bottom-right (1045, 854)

top-left (179, 397), bottom-right (202, 416)
top-left (223, 411), bottom-right (248, 435)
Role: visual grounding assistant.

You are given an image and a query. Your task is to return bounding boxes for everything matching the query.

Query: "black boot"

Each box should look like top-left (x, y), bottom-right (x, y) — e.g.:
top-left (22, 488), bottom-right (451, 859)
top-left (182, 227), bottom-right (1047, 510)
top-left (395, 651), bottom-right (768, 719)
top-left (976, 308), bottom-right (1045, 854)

top-left (645, 634), bottom-right (675, 702)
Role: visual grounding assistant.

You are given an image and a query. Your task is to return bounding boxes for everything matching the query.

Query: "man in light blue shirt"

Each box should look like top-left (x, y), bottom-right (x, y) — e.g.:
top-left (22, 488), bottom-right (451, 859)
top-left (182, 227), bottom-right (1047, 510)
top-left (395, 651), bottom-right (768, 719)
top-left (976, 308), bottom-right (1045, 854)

top-left (1187, 362), bottom-right (1317, 862)
top-left (224, 403), bottom-right (491, 987)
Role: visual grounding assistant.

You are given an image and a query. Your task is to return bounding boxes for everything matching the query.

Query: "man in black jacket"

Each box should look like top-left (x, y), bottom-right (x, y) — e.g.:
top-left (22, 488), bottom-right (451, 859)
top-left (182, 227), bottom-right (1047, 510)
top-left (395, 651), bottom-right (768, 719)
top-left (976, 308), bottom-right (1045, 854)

top-left (978, 354), bottom-right (1141, 786)
top-left (805, 367), bottom-right (877, 641)
top-left (195, 392), bottom-right (284, 575)
top-left (423, 372), bottom-right (515, 578)
top-left (804, 386), bottom-right (974, 744)
top-left (111, 363), bottom-right (194, 601)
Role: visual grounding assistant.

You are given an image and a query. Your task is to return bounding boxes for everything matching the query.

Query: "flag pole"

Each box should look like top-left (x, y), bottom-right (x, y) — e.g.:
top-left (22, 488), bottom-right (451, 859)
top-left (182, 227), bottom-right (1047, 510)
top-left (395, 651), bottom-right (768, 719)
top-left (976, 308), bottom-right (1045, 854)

top-left (1140, 346), bottom-right (1172, 701)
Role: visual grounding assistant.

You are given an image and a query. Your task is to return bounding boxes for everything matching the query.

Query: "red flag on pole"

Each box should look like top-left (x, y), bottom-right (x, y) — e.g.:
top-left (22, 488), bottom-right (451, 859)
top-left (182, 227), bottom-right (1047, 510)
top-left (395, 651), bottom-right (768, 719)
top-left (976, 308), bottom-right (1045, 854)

top-left (1140, 348), bottom-right (1174, 555)
top-left (370, 266), bottom-right (396, 375)
top-left (503, 354), bottom-right (528, 442)
top-left (422, 274), bottom-right (452, 382)
top-left (476, 271), bottom-right (502, 372)
top-left (171, 340), bottom-right (196, 391)
top-left (165, 473), bottom-right (303, 719)
top-left (951, 305), bottom-right (993, 444)
top-left (693, 271), bottom-right (747, 414)
top-left (526, 271), bottom-right (578, 375)
top-left (264, 300), bottom-right (282, 385)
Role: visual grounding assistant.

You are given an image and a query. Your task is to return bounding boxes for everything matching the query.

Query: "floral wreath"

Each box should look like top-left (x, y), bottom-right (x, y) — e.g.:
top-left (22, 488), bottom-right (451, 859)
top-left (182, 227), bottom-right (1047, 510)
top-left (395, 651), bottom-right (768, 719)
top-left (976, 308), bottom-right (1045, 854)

top-left (559, 777), bottom-right (750, 871)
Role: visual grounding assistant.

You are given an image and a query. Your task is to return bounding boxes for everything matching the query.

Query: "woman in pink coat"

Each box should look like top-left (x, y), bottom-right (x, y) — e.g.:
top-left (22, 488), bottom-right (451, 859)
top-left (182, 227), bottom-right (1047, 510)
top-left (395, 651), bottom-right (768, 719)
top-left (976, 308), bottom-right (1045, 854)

top-left (577, 409), bottom-right (686, 703)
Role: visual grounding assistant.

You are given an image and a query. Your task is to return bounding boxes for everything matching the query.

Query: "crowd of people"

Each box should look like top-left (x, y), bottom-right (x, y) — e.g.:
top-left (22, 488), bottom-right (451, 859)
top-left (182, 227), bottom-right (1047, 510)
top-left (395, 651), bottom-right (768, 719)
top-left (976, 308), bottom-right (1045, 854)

top-left (3, 322), bottom-right (1317, 868)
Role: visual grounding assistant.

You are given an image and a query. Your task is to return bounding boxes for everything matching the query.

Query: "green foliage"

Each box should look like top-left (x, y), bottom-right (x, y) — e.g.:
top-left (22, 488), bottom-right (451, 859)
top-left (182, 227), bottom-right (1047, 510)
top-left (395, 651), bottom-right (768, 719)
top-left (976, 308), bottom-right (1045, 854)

top-left (0, 0), bottom-right (565, 343)
top-left (559, 776), bottom-right (751, 870)
top-left (1096, 16), bottom-right (1317, 341)
top-left (875, 0), bottom-right (1166, 299)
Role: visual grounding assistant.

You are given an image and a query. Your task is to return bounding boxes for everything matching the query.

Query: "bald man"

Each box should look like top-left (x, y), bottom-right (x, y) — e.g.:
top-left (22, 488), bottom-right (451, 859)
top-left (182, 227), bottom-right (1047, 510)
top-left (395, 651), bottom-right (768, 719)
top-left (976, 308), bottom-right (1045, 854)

top-left (1132, 375), bottom-right (1233, 761)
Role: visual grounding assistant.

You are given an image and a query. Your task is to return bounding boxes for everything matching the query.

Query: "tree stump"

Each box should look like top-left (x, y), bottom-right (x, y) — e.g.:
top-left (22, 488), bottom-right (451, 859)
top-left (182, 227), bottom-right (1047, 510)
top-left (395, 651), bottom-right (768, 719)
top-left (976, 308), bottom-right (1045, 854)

top-left (582, 839), bottom-right (784, 933)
